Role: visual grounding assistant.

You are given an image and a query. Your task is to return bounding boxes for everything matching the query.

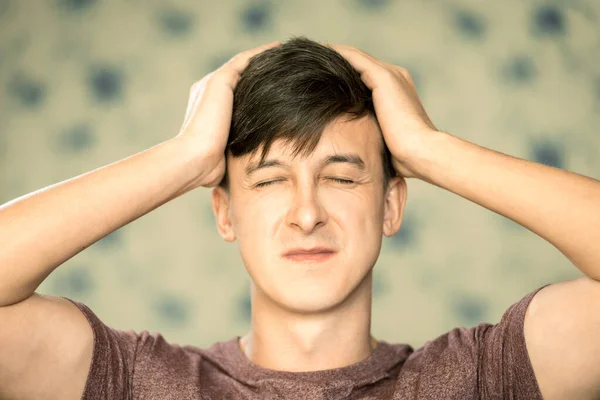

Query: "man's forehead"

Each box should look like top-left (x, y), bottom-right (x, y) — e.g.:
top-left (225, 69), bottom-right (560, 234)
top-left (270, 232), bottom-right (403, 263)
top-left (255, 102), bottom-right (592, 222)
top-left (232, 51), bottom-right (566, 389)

top-left (249, 118), bottom-right (380, 162)
top-left (244, 137), bottom-right (373, 171)
top-left (243, 151), bottom-right (368, 177)
top-left (225, 116), bottom-right (384, 181)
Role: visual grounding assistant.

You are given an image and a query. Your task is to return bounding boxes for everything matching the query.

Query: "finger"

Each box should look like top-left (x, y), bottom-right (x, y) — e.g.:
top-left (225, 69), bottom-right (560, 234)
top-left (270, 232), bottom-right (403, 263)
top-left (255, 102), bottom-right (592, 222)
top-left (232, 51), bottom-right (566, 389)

top-left (326, 44), bottom-right (381, 89)
top-left (327, 44), bottom-right (371, 72)
top-left (181, 74), bottom-right (213, 127)
top-left (225, 41), bottom-right (281, 74)
top-left (333, 44), bottom-right (381, 62)
top-left (393, 65), bottom-right (413, 85)
top-left (181, 41), bottom-right (280, 130)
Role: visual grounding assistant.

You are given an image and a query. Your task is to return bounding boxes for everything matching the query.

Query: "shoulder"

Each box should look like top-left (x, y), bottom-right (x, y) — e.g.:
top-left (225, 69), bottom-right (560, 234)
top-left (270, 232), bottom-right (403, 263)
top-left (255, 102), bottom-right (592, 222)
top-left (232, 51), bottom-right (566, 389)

top-left (396, 284), bottom-right (548, 399)
top-left (0, 294), bottom-right (93, 400)
top-left (64, 298), bottom-right (213, 399)
top-left (524, 276), bottom-right (600, 400)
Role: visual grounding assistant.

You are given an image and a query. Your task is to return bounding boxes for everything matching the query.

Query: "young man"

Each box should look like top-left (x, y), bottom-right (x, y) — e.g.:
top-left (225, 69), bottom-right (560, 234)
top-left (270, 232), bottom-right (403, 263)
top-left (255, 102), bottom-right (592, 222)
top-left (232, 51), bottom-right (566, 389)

top-left (0, 37), bottom-right (599, 399)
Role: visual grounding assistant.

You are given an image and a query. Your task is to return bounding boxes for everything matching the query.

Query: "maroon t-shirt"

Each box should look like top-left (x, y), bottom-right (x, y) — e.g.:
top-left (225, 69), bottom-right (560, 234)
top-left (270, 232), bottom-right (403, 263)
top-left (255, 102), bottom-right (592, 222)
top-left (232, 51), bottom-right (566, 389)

top-left (64, 284), bottom-right (548, 399)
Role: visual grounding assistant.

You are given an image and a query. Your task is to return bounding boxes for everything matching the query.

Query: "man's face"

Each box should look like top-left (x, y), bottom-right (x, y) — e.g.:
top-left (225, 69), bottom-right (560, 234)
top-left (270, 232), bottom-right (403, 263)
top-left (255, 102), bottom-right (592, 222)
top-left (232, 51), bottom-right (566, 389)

top-left (212, 115), bottom-right (406, 314)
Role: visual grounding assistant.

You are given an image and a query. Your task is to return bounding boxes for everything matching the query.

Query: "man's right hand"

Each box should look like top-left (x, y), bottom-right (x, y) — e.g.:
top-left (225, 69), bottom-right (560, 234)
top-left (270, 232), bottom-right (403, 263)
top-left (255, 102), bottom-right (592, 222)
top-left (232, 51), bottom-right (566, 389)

top-left (0, 41), bottom-right (279, 400)
top-left (176, 41), bottom-right (280, 188)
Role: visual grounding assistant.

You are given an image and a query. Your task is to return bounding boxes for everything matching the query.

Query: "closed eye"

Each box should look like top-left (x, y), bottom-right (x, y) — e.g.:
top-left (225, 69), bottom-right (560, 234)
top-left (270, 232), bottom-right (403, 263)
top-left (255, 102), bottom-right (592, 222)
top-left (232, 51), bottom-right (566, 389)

top-left (328, 178), bottom-right (355, 185)
top-left (255, 180), bottom-right (283, 188)
top-left (255, 178), bottom-right (355, 188)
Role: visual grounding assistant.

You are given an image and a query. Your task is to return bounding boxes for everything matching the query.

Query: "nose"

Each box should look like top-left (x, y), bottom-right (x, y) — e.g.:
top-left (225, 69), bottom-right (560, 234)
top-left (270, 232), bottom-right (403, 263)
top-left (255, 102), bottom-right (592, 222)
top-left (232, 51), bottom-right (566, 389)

top-left (285, 183), bottom-right (328, 234)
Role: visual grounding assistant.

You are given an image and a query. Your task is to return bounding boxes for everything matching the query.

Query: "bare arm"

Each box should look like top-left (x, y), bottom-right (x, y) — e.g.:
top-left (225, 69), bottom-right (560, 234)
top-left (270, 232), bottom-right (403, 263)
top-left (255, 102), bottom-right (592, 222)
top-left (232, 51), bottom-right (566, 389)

top-left (330, 44), bottom-right (600, 399)
top-left (0, 41), bottom-right (281, 400)
top-left (0, 41), bottom-right (282, 307)
top-left (416, 130), bottom-right (600, 281)
top-left (0, 137), bottom-right (204, 307)
top-left (0, 138), bottom-right (209, 400)
top-left (0, 137), bottom-right (208, 400)
top-left (415, 130), bottom-right (600, 399)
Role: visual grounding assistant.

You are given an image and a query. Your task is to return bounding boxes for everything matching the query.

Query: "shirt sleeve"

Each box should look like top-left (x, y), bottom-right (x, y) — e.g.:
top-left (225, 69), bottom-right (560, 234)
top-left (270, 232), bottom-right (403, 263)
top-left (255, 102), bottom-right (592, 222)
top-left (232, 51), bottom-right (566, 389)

top-left (63, 297), bottom-right (140, 400)
top-left (475, 284), bottom-right (551, 399)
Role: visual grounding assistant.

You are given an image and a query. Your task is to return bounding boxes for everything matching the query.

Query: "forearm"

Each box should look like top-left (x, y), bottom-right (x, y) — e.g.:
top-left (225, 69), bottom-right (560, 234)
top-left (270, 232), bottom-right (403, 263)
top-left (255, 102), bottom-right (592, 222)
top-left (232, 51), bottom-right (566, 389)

top-left (414, 130), bottom-right (600, 280)
top-left (0, 137), bottom-right (203, 307)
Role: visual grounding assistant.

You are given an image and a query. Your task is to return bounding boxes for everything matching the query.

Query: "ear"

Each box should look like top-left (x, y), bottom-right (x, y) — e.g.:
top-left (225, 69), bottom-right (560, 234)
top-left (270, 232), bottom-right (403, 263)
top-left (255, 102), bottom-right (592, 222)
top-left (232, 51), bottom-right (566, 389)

top-left (211, 187), bottom-right (236, 242)
top-left (382, 176), bottom-right (407, 237)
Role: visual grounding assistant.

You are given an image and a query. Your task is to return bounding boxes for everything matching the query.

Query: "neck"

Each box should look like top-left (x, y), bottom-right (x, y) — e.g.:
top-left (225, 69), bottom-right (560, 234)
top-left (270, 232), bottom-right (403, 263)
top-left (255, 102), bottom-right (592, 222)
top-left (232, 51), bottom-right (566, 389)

top-left (239, 272), bottom-right (376, 372)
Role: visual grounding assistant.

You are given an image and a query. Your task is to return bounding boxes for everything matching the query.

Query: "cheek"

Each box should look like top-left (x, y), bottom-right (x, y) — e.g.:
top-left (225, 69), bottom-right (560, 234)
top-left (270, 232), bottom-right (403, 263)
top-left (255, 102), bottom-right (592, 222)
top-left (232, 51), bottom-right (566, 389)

top-left (329, 193), bottom-right (385, 262)
top-left (324, 189), bottom-right (384, 228)
top-left (232, 195), bottom-right (286, 247)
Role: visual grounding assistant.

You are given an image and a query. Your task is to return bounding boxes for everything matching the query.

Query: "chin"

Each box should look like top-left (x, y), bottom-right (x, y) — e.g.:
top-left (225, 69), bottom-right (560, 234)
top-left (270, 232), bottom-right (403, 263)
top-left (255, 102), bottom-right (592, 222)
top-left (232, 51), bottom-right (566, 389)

top-left (247, 255), bottom-right (375, 314)
top-left (279, 297), bottom-right (343, 315)
top-left (272, 283), bottom-right (352, 314)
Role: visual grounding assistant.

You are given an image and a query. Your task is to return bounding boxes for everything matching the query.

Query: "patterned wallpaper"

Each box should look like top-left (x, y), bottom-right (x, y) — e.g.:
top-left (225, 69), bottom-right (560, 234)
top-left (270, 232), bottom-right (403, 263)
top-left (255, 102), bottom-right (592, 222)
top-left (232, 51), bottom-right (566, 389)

top-left (1, 0), bottom-right (597, 349)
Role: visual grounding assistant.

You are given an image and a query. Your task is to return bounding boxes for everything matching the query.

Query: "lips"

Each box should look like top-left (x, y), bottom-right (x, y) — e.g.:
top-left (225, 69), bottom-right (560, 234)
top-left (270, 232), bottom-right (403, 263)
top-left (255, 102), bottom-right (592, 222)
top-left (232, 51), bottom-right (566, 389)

top-left (283, 247), bottom-right (336, 256)
top-left (282, 247), bottom-right (337, 262)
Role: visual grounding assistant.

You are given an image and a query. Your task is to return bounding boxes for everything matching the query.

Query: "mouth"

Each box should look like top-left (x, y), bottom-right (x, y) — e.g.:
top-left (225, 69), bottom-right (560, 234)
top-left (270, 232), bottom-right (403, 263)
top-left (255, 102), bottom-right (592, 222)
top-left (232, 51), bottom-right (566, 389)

top-left (282, 247), bottom-right (338, 263)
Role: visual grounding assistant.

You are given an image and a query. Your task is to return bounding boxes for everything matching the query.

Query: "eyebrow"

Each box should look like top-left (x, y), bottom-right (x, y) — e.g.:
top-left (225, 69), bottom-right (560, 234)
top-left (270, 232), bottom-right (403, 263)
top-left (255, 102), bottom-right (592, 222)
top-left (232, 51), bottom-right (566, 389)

top-left (244, 153), bottom-right (366, 176)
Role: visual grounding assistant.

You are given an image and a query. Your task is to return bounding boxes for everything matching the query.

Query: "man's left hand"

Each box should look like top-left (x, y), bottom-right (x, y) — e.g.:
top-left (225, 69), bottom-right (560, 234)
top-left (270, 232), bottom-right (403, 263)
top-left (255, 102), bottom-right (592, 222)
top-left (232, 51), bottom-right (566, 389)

top-left (328, 44), bottom-right (439, 179)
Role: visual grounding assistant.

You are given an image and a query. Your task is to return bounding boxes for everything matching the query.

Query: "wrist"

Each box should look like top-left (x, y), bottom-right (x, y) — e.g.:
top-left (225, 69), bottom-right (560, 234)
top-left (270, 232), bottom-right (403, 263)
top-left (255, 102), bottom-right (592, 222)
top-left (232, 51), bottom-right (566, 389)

top-left (392, 129), bottom-right (449, 181)
top-left (170, 136), bottom-right (226, 189)
top-left (408, 130), bottom-right (457, 184)
top-left (167, 136), bottom-right (211, 191)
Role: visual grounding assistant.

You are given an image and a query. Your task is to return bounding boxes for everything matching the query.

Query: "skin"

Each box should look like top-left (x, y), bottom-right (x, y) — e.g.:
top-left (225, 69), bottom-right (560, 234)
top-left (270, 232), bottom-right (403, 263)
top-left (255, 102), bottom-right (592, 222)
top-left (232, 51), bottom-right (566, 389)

top-left (211, 43), bottom-right (600, 397)
top-left (212, 115), bottom-right (405, 371)
top-left (325, 44), bottom-right (600, 399)
top-left (1, 40), bottom-right (598, 399)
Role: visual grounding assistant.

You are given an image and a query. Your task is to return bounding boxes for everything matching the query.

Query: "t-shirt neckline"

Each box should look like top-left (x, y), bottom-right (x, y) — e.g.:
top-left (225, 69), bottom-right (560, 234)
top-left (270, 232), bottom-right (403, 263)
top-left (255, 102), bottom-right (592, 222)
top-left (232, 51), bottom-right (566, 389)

top-left (212, 336), bottom-right (411, 386)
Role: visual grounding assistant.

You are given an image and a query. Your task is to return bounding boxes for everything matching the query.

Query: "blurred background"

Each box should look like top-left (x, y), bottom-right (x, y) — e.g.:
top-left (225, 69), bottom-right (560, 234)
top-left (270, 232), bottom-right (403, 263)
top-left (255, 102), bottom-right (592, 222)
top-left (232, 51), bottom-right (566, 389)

top-left (1, 0), bottom-right (598, 349)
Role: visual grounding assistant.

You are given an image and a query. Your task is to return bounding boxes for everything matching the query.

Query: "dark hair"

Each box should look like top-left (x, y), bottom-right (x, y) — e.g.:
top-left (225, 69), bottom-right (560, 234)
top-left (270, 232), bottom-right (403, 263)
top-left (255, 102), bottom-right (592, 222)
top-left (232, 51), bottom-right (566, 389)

top-left (221, 36), bottom-right (396, 190)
